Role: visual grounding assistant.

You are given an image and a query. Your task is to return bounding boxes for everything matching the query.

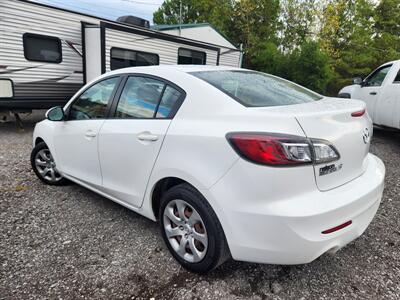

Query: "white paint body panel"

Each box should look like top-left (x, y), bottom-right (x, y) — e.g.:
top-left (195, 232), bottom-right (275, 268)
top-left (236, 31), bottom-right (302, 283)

top-left (339, 60), bottom-right (400, 129)
top-left (98, 119), bottom-right (172, 207)
top-left (34, 65), bottom-right (385, 265)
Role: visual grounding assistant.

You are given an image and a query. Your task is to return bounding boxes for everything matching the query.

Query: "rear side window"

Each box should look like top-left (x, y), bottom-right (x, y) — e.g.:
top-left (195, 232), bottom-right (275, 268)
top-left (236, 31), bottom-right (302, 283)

top-left (178, 48), bottom-right (206, 65)
top-left (191, 70), bottom-right (322, 107)
top-left (115, 76), bottom-right (165, 119)
top-left (69, 77), bottom-right (118, 120)
top-left (111, 48), bottom-right (159, 70)
top-left (156, 86), bottom-right (182, 118)
top-left (394, 71), bottom-right (400, 84)
top-left (23, 33), bottom-right (62, 63)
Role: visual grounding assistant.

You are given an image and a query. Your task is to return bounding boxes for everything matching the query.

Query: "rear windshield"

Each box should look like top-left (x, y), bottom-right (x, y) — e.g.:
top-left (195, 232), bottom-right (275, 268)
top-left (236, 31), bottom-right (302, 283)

top-left (190, 70), bottom-right (322, 107)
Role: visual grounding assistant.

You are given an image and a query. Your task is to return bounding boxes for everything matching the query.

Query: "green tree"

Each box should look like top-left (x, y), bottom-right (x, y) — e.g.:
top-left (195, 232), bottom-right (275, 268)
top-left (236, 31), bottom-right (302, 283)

top-left (289, 41), bottom-right (332, 93)
top-left (249, 41), bottom-right (288, 77)
top-left (374, 0), bottom-right (400, 63)
top-left (229, 0), bottom-right (280, 68)
top-left (319, 0), bottom-right (378, 94)
top-left (279, 0), bottom-right (319, 52)
top-left (153, 0), bottom-right (233, 36)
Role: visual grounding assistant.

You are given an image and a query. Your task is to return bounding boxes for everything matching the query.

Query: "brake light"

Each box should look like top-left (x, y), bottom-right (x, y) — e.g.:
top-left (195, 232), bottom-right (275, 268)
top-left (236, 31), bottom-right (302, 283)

top-left (227, 133), bottom-right (339, 166)
top-left (227, 133), bottom-right (312, 166)
top-left (351, 109), bottom-right (365, 117)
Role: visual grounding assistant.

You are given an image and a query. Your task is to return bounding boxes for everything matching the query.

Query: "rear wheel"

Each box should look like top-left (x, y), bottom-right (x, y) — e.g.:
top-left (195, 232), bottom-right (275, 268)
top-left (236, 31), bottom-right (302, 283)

top-left (159, 183), bottom-right (230, 273)
top-left (31, 142), bottom-right (68, 186)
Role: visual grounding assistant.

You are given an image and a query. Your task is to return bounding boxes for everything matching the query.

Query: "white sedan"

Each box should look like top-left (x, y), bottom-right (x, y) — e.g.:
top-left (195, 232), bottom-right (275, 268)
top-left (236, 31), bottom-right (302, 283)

top-left (31, 65), bottom-right (385, 273)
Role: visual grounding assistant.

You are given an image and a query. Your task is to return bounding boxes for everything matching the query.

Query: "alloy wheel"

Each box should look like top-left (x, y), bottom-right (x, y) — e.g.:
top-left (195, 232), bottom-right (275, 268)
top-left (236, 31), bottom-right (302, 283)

top-left (34, 149), bottom-right (62, 183)
top-left (163, 199), bottom-right (208, 263)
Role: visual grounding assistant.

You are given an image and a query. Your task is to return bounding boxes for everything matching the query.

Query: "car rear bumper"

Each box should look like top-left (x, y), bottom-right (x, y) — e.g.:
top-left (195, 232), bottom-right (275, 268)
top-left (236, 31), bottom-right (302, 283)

top-left (206, 153), bottom-right (385, 265)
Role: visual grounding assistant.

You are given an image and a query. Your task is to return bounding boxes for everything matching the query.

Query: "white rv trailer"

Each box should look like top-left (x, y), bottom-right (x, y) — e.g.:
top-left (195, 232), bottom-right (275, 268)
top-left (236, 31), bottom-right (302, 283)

top-left (0, 0), bottom-right (241, 111)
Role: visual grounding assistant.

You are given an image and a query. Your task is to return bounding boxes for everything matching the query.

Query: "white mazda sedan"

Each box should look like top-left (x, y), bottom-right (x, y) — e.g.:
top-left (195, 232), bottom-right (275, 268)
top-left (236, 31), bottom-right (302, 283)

top-left (31, 65), bottom-right (385, 273)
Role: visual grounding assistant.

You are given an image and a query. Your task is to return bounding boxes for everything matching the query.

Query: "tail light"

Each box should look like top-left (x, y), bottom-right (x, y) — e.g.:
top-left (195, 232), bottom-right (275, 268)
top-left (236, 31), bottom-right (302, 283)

top-left (351, 109), bottom-right (366, 117)
top-left (227, 133), bottom-right (340, 166)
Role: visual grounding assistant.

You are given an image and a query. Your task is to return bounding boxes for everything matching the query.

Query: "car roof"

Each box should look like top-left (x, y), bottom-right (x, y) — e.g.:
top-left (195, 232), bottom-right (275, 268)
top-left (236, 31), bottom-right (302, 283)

top-left (107, 65), bottom-right (242, 76)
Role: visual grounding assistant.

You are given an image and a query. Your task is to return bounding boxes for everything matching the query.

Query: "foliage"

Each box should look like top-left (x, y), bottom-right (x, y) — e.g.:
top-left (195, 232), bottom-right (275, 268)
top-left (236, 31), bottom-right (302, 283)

top-left (154, 0), bottom-right (400, 95)
top-left (153, 0), bottom-right (233, 36)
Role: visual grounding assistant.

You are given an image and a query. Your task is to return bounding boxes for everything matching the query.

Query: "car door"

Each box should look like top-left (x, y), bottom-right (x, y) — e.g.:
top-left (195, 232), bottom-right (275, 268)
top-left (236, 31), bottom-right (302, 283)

top-left (53, 76), bottom-right (120, 187)
top-left (98, 75), bottom-right (185, 207)
top-left (375, 67), bottom-right (400, 128)
top-left (356, 64), bottom-right (392, 122)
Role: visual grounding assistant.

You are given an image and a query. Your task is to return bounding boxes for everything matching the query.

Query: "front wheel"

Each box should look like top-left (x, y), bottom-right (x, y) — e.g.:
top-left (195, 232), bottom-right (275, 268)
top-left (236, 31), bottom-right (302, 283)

top-left (30, 142), bottom-right (69, 186)
top-left (159, 183), bottom-right (230, 273)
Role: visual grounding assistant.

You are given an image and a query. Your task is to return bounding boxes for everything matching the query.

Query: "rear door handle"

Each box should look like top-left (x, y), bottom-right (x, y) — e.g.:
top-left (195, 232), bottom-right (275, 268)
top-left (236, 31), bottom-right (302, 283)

top-left (370, 91), bottom-right (377, 95)
top-left (137, 132), bottom-right (159, 142)
top-left (85, 130), bottom-right (97, 138)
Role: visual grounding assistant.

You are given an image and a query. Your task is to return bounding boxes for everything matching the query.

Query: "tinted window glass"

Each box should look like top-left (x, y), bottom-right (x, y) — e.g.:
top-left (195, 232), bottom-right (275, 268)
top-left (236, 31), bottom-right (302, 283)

top-left (23, 33), bottom-right (62, 63)
top-left (364, 65), bottom-right (392, 87)
top-left (69, 77), bottom-right (118, 120)
top-left (394, 71), bottom-right (400, 83)
top-left (178, 48), bottom-right (206, 65)
top-left (111, 48), bottom-right (159, 70)
top-left (115, 77), bottom-right (165, 119)
top-left (191, 70), bottom-right (322, 107)
top-left (156, 86), bottom-right (182, 118)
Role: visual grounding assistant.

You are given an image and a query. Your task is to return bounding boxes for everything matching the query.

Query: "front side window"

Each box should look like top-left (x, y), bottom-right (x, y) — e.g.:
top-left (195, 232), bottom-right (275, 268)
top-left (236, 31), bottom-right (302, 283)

top-left (191, 70), bottom-right (322, 107)
top-left (23, 33), bottom-right (62, 63)
top-left (110, 48), bottom-right (159, 70)
top-left (69, 77), bottom-right (119, 120)
top-left (364, 65), bottom-right (392, 87)
top-left (178, 48), bottom-right (206, 65)
top-left (115, 76), bottom-right (165, 119)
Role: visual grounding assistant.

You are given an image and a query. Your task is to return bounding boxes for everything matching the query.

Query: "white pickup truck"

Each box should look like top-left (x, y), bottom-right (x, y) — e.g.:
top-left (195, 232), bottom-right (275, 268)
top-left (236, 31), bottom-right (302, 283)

top-left (339, 60), bottom-right (400, 129)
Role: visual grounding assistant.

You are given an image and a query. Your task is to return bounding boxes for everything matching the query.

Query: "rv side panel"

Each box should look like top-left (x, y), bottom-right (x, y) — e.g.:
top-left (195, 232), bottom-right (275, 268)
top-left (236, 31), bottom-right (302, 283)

top-left (0, 0), bottom-right (98, 108)
top-left (219, 49), bottom-right (241, 68)
top-left (104, 28), bottom-right (219, 72)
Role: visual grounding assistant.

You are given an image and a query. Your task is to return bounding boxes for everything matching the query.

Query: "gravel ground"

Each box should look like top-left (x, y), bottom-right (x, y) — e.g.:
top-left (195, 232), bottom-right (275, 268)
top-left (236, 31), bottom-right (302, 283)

top-left (0, 111), bottom-right (399, 300)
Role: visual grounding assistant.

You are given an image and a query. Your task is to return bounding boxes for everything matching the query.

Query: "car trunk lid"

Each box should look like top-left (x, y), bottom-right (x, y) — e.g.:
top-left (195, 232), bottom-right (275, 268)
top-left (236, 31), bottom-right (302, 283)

top-left (253, 98), bottom-right (372, 191)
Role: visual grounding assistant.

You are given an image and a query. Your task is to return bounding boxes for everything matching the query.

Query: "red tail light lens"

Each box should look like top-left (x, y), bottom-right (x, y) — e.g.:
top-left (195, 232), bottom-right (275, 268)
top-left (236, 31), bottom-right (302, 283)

top-left (226, 133), bottom-right (313, 166)
top-left (351, 109), bottom-right (366, 117)
top-left (227, 133), bottom-right (340, 166)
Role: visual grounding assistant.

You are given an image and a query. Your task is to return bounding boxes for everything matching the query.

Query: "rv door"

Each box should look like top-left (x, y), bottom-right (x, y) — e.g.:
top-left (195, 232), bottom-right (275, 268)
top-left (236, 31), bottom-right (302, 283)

top-left (84, 25), bottom-right (102, 83)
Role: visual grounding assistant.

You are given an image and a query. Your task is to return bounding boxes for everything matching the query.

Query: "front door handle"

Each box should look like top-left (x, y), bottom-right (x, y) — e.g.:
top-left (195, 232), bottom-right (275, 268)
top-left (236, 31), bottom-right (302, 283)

top-left (370, 91), bottom-right (377, 95)
top-left (137, 132), bottom-right (159, 142)
top-left (85, 130), bottom-right (97, 138)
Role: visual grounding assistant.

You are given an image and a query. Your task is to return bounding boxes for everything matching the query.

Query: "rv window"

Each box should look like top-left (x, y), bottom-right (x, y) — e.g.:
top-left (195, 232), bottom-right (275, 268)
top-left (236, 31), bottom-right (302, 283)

top-left (23, 33), bottom-right (62, 63)
top-left (69, 77), bottom-right (119, 120)
top-left (178, 48), bottom-right (206, 65)
top-left (110, 48), bottom-right (159, 70)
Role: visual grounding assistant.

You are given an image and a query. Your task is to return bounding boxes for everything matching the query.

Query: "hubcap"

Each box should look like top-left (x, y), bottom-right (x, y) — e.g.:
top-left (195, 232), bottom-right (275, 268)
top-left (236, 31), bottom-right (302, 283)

top-left (163, 199), bottom-right (208, 263)
top-left (35, 149), bottom-right (62, 183)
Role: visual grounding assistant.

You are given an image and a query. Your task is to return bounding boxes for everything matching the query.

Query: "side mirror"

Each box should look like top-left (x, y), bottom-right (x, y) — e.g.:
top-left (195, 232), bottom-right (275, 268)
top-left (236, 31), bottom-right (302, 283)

top-left (0, 79), bottom-right (14, 98)
top-left (353, 77), bottom-right (363, 85)
top-left (46, 106), bottom-right (65, 121)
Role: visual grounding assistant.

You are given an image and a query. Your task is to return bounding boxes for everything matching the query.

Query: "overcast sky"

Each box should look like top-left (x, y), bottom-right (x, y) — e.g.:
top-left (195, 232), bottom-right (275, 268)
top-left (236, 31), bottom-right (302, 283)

top-left (33, 0), bottom-right (163, 23)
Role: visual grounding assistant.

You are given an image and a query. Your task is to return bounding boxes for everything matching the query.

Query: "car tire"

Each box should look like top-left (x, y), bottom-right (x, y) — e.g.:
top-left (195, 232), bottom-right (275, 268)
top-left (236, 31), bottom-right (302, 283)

top-left (159, 183), bottom-right (230, 273)
top-left (30, 142), bottom-right (69, 186)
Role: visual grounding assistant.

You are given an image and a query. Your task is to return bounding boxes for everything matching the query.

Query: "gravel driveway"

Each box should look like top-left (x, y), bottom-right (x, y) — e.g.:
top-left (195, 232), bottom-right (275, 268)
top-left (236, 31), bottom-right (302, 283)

top-left (1, 112), bottom-right (399, 299)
